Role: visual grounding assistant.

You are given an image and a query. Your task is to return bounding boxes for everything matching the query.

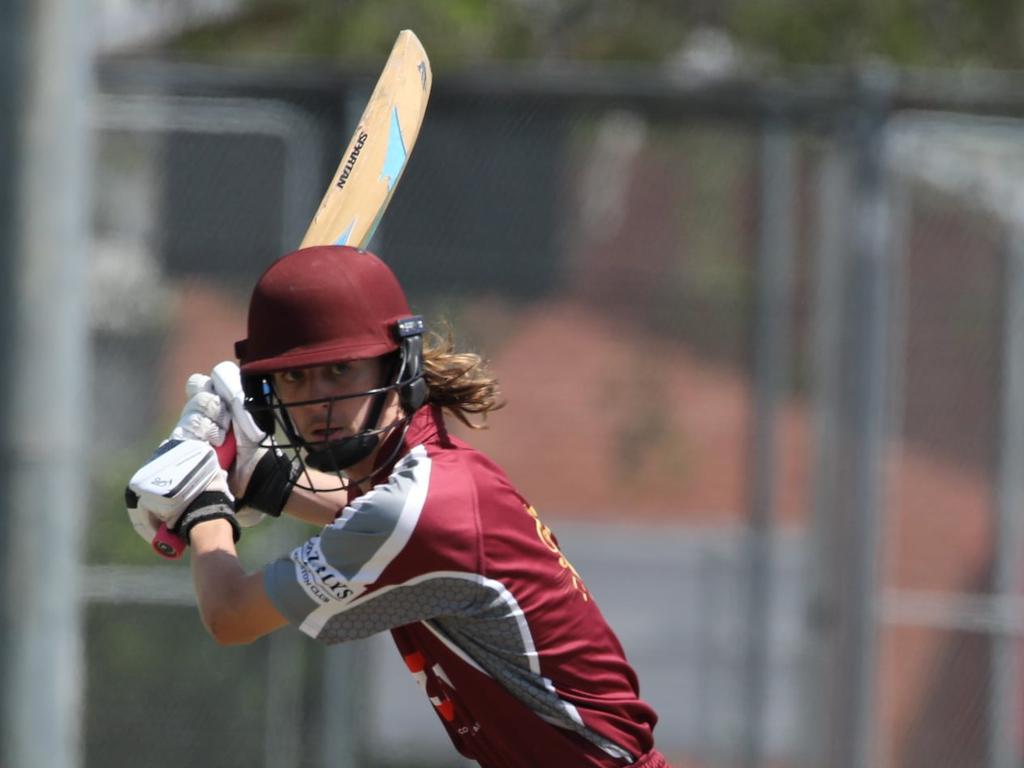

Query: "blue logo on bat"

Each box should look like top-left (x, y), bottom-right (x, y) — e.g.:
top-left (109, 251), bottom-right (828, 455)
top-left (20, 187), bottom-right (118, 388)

top-left (334, 220), bottom-right (355, 246)
top-left (380, 107), bottom-right (408, 192)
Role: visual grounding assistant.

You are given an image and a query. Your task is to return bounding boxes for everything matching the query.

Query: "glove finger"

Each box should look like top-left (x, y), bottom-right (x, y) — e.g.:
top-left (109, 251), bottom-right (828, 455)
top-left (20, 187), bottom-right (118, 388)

top-left (231, 399), bottom-right (266, 445)
top-left (185, 373), bottom-right (214, 399)
top-left (176, 391), bottom-right (230, 441)
top-left (192, 391), bottom-right (230, 430)
top-left (171, 414), bottom-right (225, 445)
top-left (211, 361), bottom-right (266, 444)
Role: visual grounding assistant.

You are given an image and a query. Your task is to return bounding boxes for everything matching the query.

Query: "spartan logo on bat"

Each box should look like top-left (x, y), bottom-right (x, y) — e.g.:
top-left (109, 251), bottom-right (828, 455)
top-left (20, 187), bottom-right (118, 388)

top-left (335, 131), bottom-right (369, 191)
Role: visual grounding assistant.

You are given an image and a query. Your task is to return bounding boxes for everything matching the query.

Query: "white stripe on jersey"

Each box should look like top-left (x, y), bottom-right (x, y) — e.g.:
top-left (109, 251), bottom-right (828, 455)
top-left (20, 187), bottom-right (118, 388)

top-left (415, 574), bottom-right (541, 677)
top-left (337, 444), bottom-right (431, 582)
top-left (298, 445), bottom-right (430, 637)
top-left (392, 572), bottom-right (628, 759)
top-left (303, 567), bottom-right (633, 760)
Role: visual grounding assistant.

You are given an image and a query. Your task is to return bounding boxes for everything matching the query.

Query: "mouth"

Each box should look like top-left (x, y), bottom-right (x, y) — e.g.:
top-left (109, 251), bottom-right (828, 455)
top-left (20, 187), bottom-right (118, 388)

top-left (310, 426), bottom-right (347, 442)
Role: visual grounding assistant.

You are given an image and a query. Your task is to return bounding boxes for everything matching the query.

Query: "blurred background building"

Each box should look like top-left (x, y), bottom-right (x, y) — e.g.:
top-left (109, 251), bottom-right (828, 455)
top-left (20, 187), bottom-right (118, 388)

top-left (5, 1), bottom-right (1024, 767)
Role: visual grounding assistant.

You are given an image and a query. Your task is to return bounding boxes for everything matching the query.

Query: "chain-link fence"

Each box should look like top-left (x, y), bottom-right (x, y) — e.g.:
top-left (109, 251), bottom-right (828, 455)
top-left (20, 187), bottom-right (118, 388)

top-left (81, 60), bottom-right (1024, 768)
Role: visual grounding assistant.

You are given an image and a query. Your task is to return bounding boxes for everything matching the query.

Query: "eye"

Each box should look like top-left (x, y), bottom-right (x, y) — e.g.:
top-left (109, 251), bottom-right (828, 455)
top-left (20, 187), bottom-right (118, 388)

top-left (277, 369), bottom-right (304, 385)
top-left (327, 363), bottom-right (350, 377)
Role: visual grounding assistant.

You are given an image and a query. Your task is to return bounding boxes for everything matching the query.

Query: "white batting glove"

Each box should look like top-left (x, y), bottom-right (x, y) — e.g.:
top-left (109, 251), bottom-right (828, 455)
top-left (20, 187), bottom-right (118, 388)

top-left (126, 492), bottom-right (164, 549)
top-left (170, 463), bottom-right (240, 544)
top-left (210, 361), bottom-right (297, 519)
top-left (170, 374), bottom-right (231, 445)
top-left (162, 368), bottom-right (264, 528)
top-left (126, 439), bottom-right (239, 545)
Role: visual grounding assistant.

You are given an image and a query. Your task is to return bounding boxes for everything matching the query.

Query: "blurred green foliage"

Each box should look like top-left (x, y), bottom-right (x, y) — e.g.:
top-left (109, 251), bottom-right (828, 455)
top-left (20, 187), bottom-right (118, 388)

top-left (170, 0), bottom-right (1024, 70)
top-left (733, 0), bottom-right (1024, 68)
top-left (88, 433), bottom-right (172, 566)
top-left (84, 604), bottom-right (270, 768)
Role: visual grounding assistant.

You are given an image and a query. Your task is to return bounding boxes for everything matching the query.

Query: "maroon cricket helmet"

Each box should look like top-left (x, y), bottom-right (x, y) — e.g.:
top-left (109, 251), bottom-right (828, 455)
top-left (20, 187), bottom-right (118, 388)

top-left (235, 245), bottom-right (412, 374)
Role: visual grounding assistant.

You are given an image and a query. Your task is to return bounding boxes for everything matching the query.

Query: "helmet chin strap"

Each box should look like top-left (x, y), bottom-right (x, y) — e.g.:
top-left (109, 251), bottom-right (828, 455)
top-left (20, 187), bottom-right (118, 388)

top-left (304, 432), bottom-right (379, 472)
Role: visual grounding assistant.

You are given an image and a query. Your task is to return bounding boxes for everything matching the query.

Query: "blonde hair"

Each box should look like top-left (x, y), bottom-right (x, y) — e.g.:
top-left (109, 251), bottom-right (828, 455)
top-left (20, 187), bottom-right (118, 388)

top-left (422, 328), bottom-right (504, 429)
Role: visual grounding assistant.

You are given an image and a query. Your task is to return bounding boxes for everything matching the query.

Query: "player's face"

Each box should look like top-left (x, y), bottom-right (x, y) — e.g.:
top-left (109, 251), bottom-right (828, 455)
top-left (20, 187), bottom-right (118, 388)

top-left (272, 358), bottom-right (388, 443)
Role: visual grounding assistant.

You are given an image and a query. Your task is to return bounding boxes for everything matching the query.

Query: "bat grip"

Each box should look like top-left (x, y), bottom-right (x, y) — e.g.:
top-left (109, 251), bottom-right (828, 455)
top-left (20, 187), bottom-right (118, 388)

top-left (215, 429), bottom-right (239, 468)
top-left (151, 429), bottom-right (238, 560)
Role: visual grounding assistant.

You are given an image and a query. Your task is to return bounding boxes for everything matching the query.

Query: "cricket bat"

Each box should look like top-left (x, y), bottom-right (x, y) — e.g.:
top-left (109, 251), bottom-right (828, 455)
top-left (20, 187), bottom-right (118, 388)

top-left (150, 29), bottom-right (432, 559)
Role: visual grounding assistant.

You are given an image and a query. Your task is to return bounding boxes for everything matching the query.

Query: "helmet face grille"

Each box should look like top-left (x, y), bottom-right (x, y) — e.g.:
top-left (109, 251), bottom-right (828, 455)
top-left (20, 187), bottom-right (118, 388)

top-left (241, 326), bottom-right (428, 493)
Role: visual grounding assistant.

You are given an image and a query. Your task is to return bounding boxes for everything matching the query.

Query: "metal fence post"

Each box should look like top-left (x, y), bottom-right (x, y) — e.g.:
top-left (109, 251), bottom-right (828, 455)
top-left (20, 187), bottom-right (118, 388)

top-left (1, 1), bottom-right (93, 766)
top-left (828, 71), bottom-right (895, 768)
top-left (989, 221), bottom-right (1024, 768)
top-left (743, 119), bottom-right (796, 768)
top-left (801, 141), bottom-right (850, 768)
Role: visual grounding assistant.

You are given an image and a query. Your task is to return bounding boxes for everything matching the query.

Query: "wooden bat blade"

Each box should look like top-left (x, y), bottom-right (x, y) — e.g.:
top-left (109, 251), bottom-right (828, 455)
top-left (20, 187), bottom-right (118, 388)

top-left (300, 29), bottom-right (432, 250)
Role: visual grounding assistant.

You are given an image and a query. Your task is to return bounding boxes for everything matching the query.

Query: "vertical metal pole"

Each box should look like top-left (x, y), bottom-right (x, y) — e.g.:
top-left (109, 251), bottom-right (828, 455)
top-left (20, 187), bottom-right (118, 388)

top-left (263, 114), bottom-right (323, 768)
top-left (0, 2), bottom-right (23, 760)
top-left (743, 120), bottom-right (796, 768)
top-left (874, 143), bottom-right (911, 768)
top-left (315, 90), bottom-right (372, 768)
top-left (989, 224), bottom-right (1024, 768)
top-left (800, 144), bottom-right (849, 768)
top-left (697, 548), bottom-right (716, 763)
top-left (264, 621), bottom-right (304, 768)
top-left (0, 2), bottom-right (21, 264)
top-left (262, 109), bottom-right (316, 766)
top-left (828, 75), bottom-right (894, 768)
top-left (2, 0), bottom-right (92, 766)
top-left (320, 641), bottom-right (367, 767)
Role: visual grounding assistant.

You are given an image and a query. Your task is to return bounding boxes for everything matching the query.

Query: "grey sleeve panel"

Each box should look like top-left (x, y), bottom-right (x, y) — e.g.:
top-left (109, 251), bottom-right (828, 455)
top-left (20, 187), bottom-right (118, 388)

top-left (260, 448), bottom-right (432, 630)
top-left (316, 576), bottom-right (486, 644)
top-left (318, 519), bottom-right (396, 582)
top-left (318, 453), bottom-right (420, 580)
top-left (263, 557), bottom-right (320, 624)
top-left (314, 576), bottom-right (634, 762)
top-left (437, 610), bottom-right (636, 762)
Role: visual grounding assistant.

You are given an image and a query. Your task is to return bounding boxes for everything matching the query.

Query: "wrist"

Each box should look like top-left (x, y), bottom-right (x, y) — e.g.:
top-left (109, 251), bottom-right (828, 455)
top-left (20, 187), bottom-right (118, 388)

top-left (187, 517), bottom-right (238, 552)
top-left (175, 491), bottom-right (240, 545)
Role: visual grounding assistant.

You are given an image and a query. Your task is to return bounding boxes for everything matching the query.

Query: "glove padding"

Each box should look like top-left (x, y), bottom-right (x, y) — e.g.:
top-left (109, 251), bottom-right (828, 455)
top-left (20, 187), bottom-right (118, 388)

top-left (173, 474), bottom-right (241, 545)
top-left (209, 361), bottom-right (297, 518)
top-left (175, 370), bottom-right (264, 527)
top-left (171, 373), bottom-right (231, 445)
top-left (126, 440), bottom-right (240, 547)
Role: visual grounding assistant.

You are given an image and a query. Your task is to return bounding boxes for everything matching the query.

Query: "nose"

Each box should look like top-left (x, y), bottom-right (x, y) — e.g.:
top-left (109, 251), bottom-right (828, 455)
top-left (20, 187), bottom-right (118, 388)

top-left (306, 368), bottom-right (337, 403)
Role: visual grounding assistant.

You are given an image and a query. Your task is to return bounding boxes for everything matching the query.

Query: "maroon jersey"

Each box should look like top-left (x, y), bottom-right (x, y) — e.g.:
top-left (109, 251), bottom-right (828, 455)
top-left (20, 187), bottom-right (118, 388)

top-left (264, 406), bottom-right (661, 766)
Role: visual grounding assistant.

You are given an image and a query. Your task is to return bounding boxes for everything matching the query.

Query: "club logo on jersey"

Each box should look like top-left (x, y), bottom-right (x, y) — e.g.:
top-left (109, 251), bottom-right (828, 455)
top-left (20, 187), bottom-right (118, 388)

top-left (292, 539), bottom-right (355, 604)
top-left (525, 505), bottom-right (589, 602)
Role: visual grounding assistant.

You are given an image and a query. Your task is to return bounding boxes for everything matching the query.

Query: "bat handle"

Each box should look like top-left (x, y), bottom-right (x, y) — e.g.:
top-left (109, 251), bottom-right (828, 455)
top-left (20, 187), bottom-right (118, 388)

top-left (215, 428), bottom-right (239, 468)
top-left (151, 429), bottom-right (238, 560)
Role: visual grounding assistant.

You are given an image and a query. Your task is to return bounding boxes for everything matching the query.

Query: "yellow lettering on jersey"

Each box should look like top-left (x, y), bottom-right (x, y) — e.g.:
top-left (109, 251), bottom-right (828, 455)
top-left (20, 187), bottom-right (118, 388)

top-left (525, 505), bottom-right (589, 602)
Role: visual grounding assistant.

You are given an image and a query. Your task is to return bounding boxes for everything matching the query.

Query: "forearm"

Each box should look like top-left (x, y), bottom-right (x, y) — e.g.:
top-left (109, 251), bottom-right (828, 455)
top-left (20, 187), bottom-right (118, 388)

top-left (189, 519), bottom-right (288, 644)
